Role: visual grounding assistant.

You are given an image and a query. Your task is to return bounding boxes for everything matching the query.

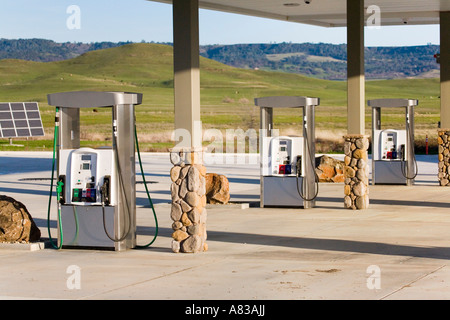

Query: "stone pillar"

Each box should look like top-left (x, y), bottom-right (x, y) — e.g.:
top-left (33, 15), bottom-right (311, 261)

top-left (343, 135), bottom-right (369, 210)
top-left (169, 148), bottom-right (208, 253)
top-left (437, 130), bottom-right (450, 186)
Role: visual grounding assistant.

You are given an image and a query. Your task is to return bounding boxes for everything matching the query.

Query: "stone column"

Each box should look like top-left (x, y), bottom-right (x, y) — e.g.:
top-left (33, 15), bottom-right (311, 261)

top-left (437, 130), bottom-right (450, 186)
top-left (343, 135), bottom-right (370, 210)
top-left (169, 148), bottom-right (208, 253)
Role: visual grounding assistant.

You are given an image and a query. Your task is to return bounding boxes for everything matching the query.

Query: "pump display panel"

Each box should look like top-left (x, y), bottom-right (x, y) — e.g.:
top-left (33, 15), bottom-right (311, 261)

top-left (59, 148), bottom-right (117, 206)
top-left (261, 136), bottom-right (304, 177)
top-left (374, 129), bottom-right (407, 162)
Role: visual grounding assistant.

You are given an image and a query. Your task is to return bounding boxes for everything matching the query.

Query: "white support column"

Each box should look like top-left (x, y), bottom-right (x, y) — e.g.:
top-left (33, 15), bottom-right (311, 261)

top-left (437, 11), bottom-right (450, 187)
top-left (440, 11), bottom-right (450, 129)
top-left (346, 0), bottom-right (365, 135)
top-left (173, 0), bottom-right (202, 151)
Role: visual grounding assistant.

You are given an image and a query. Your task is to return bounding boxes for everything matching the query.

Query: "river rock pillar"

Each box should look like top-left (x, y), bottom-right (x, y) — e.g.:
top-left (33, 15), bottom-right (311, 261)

top-left (343, 135), bottom-right (370, 210)
top-left (170, 148), bottom-right (207, 253)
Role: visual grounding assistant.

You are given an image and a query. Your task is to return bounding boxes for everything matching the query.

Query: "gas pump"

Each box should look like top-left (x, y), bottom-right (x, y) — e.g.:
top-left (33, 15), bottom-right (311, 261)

top-left (369, 99), bottom-right (418, 185)
top-left (46, 91), bottom-right (157, 251)
top-left (255, 96), bottom-right (320, 208)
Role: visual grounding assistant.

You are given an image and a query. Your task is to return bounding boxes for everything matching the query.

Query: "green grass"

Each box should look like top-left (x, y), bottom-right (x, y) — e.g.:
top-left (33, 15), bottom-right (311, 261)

top-left (0, 139), bottom-right (54, 151)
top-left (0, 43), bottom-right (442, 152)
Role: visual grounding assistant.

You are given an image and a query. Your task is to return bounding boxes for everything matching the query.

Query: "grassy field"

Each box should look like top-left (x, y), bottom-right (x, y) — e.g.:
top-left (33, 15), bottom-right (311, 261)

top-left (0, 43), bottom-right (441, 153)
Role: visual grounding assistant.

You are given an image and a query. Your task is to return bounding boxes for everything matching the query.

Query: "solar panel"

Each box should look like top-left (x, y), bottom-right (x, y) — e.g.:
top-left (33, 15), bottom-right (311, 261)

top-left (0, 102), bottom-right (45, 138)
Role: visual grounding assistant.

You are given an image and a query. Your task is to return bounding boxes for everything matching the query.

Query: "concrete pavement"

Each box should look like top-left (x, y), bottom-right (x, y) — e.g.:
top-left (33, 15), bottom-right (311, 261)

top-left (0, 152), bottom-right (449, 300)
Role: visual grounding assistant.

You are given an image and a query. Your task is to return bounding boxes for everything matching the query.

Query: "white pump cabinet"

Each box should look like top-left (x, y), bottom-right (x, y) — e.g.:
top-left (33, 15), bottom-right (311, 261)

top-left (255, 96), bottom-right (319, 208)
top-left (369, 99), bottom-right (418, 186)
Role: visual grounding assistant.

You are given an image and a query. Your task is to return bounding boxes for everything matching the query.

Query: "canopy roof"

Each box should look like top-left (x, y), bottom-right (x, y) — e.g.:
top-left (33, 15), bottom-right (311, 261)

top-left (151, 0), bottom-right (449, 27)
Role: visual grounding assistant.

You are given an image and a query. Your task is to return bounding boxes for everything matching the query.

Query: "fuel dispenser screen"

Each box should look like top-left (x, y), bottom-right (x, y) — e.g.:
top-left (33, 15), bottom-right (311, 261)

top-left (72, 152), bottom-right (97, 203)
top-left (59, 148), bottom-right (116, 206)
top-left (378, 130), bottom-right (406, 161)
top-left (262, 136), bottom-right (304, 177)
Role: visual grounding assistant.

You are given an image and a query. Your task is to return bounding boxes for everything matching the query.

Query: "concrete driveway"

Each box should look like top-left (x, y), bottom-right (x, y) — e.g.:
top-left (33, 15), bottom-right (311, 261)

top-left (0, 152), bottom-right (449, 300)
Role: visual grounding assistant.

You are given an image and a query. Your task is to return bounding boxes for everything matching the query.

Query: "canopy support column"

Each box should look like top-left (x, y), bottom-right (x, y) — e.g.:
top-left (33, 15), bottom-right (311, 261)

top-left (347, 0), bottom-right (365, 135)
top-left (173, 0), bottom-right (202, 150)
top-left (440, 11), bottom-right (450, 129)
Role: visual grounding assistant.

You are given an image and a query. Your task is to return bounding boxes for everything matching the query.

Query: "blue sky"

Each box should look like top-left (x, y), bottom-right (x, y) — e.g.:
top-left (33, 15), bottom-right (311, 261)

top-left (0, 0), bottom-right (440, 46)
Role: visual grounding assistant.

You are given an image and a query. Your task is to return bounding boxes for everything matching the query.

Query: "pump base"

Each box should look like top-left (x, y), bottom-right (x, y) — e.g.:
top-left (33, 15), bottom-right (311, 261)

top-left (58, 205), bottom-right (134, 251)
top-left (261, 176), bottom-right (314, 208)
top-left (372, 160), bottom-right (411, 185)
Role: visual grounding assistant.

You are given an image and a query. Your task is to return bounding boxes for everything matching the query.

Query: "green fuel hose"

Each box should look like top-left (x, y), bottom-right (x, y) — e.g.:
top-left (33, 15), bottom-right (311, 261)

top-left (47, 107), bottom-right (63, 249)
top-left (134, 126), bottom-right (159, 248)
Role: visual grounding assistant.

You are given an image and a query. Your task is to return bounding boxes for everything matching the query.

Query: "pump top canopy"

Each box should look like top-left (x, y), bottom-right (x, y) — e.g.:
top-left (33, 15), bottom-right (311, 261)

top-left (47, 91), bottom-right (143, 108)
top-left (254, 96), bottom-right (320, 109)
top-left (368, 99), bottom-right (419, 109)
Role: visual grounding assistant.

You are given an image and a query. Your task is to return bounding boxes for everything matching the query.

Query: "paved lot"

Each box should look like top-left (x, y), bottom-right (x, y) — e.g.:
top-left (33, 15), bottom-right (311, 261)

top-left (0, 152), bottom-right (449, 300)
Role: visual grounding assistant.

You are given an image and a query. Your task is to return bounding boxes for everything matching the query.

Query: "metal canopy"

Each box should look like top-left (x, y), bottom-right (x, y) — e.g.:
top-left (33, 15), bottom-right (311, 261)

top-left (368, 99), bottom-right (419, 108)
top-left (47, 91), bottom-right (143, 108)
top-left (255, 96), bottom-right (320, 108)
top-left (150, 0), bottom-right (449, 27)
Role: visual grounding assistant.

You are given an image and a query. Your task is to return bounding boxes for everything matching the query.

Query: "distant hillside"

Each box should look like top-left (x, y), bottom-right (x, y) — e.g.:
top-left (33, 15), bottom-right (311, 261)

top-left (0, 38), bottom-right (137, 62)
top-left (200, 43), bottom-right (441, 80)
top-left (0, 39), bottom-right (440, 80)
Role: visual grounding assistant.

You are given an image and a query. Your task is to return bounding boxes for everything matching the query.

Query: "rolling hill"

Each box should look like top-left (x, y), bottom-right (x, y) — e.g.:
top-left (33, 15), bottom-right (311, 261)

top-left (200, 42), bottom-right (441, 80)
top-left (0, 39), bottom-right (441, 80)
top-left (0, 43), bottom-right (442, 152)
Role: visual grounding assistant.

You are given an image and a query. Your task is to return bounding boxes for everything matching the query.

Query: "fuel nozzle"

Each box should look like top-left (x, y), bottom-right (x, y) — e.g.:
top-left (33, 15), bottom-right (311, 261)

top-left (296, 155), bottom-right (302, 177)
top-left (101, 176), bottom-right (111, 206)
top-left (56, 181), bottom-right (64, 200)
top-left (57, 175), bottom-right (65, 204)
